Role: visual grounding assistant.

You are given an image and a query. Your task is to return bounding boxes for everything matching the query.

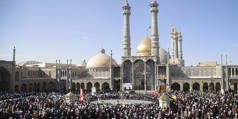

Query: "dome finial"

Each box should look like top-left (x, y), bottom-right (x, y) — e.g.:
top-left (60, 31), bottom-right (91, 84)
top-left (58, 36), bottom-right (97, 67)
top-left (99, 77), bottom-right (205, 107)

top-left (124, 0), bottom-right (129, 6)
top-left (101, 48), bottom-right (105, 54)
top-left (100, 44), bottom-right (105, 54)
top-left (152, 0), bottom-right (157, 3)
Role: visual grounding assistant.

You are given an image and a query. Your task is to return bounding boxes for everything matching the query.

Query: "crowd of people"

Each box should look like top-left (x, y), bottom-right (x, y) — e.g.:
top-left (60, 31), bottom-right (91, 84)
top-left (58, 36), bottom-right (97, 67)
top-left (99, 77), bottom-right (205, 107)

top-left (0, 92), bottom-right (36, 101)
top-left (0, 91), bottom-right (237, 119)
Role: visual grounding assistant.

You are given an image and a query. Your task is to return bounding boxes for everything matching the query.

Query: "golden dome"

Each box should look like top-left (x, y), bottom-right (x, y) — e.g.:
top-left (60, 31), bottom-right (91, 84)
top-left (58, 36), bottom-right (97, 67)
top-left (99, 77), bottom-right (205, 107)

top-left (136, 37), bottom-right (151, 56)
top-left (87, 49), bottom-right (118, 68)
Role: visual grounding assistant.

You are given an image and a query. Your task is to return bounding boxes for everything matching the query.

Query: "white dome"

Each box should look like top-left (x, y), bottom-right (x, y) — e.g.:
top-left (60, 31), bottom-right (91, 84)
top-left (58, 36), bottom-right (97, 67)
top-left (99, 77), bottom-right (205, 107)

top-left (18, 61), bottom-right (42, 66)
top-left (159, 48), bottom-right (169, 64)
top-left (87, 49), bottom-right (118, 68)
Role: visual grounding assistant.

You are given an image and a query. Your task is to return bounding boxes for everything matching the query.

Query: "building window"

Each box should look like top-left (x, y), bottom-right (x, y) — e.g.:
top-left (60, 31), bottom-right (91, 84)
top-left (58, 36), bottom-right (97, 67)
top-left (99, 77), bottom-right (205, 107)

top-left (49, 71), bottom-right (51, 77)
top-left (16, 72), bottom-right (20, 81)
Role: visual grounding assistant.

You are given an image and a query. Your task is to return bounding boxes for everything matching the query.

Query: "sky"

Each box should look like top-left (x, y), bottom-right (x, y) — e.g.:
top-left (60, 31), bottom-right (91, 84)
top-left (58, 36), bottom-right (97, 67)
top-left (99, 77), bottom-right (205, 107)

top-left (0, 0), bottom-right (238, 66)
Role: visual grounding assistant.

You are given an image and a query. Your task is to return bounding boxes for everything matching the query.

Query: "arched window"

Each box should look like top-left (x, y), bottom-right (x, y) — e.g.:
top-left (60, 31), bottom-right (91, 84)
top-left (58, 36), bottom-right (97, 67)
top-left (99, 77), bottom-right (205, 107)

top-left (192, 82), bottom-right (200, 91)
top-left (203, 83), bottom-right (208, 92)
top-left (171, 83), bottom-right (180, 91)
top-left (146, 60), bottom-right (155, 90)
top-left (102, 82), bottom-right (110, 90)
top-left (16, 71), bottom-right (20, 81)
top-left (183, 83), bottom-right (190, 92)
top-left (87, 82), bottom-right (92, 91)
top-left (49, 71), bottom-right (51, 77)
top-left (133, 60), bottom-right (144, 90)
top-left (0, 67), bottom-right (11, 91)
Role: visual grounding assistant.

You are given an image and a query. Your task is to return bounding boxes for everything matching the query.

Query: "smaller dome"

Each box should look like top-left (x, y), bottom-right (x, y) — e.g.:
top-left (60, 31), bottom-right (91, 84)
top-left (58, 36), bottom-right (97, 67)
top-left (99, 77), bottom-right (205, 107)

top-left (159, 94), bottom-right (170, 101)
top-left (87, 49), bottom-right (118, 68)
top-left (66, 92), bottom-right (75, 97)
top-left (18, 61), bottom-right (42, 66)
top-left (79, 60), bottom-right (87, 67)
top-left (136, 37), bottom-right (151, 56)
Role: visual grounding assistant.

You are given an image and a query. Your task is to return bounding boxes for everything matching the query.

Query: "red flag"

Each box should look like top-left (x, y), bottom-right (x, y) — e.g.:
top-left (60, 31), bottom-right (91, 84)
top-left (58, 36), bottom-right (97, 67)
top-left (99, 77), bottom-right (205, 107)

top-left (78, 88), bottom-right (85, 102)
top-left (152, 92), bottom-right (158, 96)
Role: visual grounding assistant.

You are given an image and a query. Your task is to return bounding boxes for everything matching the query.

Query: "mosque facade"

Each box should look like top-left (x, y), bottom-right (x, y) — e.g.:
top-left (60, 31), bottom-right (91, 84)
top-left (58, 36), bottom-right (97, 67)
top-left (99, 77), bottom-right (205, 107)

top-left (0, 0), bottom-right (238, 93)
top-left (120, 0), bottom-right (238, 93)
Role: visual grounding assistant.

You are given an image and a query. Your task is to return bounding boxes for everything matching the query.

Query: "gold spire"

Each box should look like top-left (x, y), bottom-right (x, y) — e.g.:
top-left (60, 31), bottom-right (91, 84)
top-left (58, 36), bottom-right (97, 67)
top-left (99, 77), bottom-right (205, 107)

top-left (172, 26), bottom-right (178, 36)
top-left (172, 26), bottom-right (176, 32)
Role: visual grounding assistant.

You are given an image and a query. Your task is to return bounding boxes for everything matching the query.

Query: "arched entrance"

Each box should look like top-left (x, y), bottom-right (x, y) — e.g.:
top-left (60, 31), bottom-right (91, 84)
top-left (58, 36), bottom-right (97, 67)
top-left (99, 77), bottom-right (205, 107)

top-left (102, 82), bottom-right (110, 90)
top-left (123, 60), bottom-right (132, 83)
top-left (29, 83), bottom-right (33, 92)
top-left (146, 60), bottom-right (155, 90)
top-left (114, 79), bottom-right (121, 91)
top-left (37, 83), bottom-right (40, 92)
top-left (15, 85), bottom-right (19, 92)
top-left (72, 83), bottom-right (76, 92)
top-left (0, 67), bottom-right (11, 91)
top-left (42, 82), bottom-right (47, 92)
top-left (133, 60), bottom-right (144, 90)
top-left (60, 81), bottom-right (66, 92)
top-left (216, 83), bottom-right (221, 92)
top-left (94, 82), bottom-right (100, 91)
top-left (81, 83), bottom-right (85, 90)
top-left (86, 82), bottom-right (92, 91)
top-left (33, 83), bottom-right (37, 92)
top-left (203, 83), bottom-right (208, 92)
top-left (209, 83), bottom-right (214, 92)
top-left (171, 83), bottom-right (180, 91)
top-left (192, 82), bottom-right (200, 91)
top-left (183, 83), bottom-right (190, 92)
top-left (48, 82), bottom-right (56, 92)
top-left (76, 83), bottom-right (80, 91)
top-left (21, 83), bottom-right (27, 92)
top-left (234, 82), bottom-right (237, 92)
top-left (15, 71), bottom-right (20, 81)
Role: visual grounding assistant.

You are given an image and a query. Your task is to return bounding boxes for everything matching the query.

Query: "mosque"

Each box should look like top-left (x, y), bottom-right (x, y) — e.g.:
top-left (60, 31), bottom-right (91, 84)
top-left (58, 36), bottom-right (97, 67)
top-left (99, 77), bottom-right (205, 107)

top-left (0, 0), bottom-right (238, 93)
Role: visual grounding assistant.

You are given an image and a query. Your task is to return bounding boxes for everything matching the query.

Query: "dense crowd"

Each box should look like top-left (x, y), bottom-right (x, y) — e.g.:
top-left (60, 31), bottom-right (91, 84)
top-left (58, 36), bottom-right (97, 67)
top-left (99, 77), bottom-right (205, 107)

top-left (0, 91), bottom-right (237, 119)
top-left (0, 92), bottom-right (35, 101)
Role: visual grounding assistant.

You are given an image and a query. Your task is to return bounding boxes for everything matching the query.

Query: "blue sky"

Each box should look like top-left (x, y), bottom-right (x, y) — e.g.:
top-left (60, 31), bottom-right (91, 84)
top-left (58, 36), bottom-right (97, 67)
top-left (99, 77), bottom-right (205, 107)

top-left (0, 0), bottom-right (237, 66)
